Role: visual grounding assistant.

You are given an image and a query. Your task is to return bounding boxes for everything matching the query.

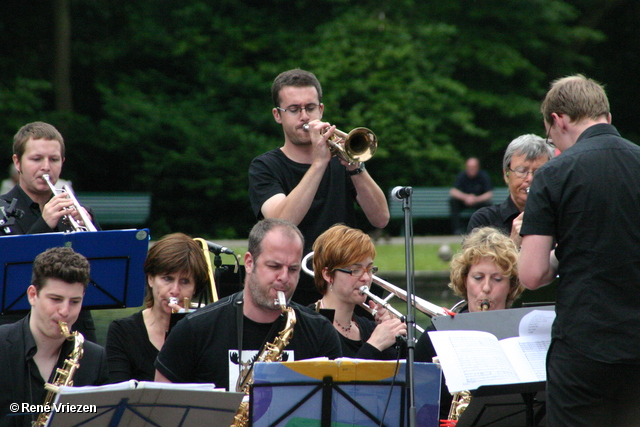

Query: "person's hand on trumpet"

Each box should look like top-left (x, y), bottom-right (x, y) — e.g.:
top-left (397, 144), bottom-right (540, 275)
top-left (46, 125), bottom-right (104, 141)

top-left (304, 119), bottom-right (335, 163)
top-left (305, 119), bottom-right (362, 173)
top-left (40, 190), bottom-right (77, 229)
top-left (366, 299), bottom-right (393, 324)
top-left (366, 317), bottom-right (407, 352)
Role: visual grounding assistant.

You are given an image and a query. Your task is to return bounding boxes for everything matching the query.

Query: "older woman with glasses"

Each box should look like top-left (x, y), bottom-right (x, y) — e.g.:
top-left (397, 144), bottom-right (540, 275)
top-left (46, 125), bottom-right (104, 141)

top-left (311, 224), bottom-right (406, 359)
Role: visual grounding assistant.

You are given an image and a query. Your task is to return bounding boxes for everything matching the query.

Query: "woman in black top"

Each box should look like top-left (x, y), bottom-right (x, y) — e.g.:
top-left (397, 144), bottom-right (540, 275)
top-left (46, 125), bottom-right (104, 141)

top-left (311, 224), bottom-right (406, 360)
top-left (106, 233), bottom-right (210, 382)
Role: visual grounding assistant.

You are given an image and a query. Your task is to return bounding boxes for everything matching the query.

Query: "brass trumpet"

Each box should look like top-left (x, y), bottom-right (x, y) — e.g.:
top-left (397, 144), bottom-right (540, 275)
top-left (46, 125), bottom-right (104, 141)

top-left (301, 252), bottom-right (455, 319)
top-left (302, 123), bottom-right (377, 164)
top-left (42, 174), bottom-right (97, 232)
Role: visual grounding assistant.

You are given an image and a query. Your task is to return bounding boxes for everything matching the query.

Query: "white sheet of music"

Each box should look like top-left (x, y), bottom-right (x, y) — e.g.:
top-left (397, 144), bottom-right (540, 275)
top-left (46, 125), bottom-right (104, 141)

top-left (429, 309), bottom-right (555, 393)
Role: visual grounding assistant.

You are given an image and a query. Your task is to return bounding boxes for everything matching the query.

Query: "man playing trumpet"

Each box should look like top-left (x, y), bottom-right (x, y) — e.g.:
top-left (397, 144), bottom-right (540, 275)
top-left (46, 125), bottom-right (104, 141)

top-left (0, 122), bottom-right (99, 341)
top-left (249, 69), bottom-right (389, 306)
top-left (0, 122), bottom-right (98, 235)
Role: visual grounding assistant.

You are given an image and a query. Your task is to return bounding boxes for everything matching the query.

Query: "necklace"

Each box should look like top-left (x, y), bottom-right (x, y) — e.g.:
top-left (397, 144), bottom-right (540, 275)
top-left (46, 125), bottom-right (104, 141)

top-left (335, 318), bottom-right (353, 334)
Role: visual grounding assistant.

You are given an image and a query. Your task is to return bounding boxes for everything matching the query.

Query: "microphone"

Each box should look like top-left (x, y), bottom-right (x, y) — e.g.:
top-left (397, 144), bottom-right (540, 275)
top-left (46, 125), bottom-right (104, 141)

top-left (391, 186), bottom-right (413, 200)
top-left (205, 241), bottom-right (235, 255)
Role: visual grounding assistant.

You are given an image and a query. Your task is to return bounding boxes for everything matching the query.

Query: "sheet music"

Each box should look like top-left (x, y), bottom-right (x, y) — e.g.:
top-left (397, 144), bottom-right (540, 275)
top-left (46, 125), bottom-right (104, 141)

top-left (429, 309), bottom-right (555, 393)
top-left (58, 380), bottom-right (221, 394)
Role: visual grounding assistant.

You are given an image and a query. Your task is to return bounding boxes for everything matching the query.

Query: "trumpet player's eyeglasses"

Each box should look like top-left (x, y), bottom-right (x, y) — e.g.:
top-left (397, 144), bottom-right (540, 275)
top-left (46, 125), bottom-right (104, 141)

top-left (507, 166), bottom-right (538, 179)
top-left (276, 104), bottom-right (318, 115)
top-left (334, 266), bottom-right (379, 278)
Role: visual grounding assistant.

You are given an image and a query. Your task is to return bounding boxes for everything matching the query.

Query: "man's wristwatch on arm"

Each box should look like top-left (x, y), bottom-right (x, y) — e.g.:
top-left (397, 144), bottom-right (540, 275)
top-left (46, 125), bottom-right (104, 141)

top-left (348, 162), bottom-right (365, 176)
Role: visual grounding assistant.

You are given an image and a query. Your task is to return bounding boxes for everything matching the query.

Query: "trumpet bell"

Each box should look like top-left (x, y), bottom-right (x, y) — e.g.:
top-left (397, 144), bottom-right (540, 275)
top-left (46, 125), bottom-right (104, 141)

top-left (302, 123), bottom-right (378, 164)
top-left (332, 127), bottom-right (377, 164)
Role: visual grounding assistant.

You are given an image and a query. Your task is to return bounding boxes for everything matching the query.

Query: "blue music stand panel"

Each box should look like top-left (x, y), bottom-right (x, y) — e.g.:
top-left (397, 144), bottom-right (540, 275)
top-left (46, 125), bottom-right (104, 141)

top-left (0, 229), bottom-right (150, 313)
top-left (252, 360), bottom-right (441, 427)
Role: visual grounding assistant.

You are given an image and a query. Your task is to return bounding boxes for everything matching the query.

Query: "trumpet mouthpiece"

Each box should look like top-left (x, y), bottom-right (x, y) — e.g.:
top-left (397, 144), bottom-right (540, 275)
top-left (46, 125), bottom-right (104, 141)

top-left (302, 123), bottom-right (310, 132)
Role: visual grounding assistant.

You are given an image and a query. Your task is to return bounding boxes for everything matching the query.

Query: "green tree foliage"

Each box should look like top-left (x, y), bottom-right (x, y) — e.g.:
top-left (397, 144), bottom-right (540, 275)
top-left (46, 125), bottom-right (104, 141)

top-left (0, 0), bottom-right (632, 237)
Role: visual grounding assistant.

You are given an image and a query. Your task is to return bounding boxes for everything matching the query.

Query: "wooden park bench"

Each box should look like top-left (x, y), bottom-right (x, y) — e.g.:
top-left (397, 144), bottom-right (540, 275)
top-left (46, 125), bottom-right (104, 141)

top-left (76, 192), bottom-right (151, 228)
top-left (388, 187), bottom-right (510, 220)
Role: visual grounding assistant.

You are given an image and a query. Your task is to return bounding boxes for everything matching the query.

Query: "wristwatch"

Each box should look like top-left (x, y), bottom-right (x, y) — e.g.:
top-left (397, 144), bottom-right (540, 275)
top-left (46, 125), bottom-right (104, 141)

top-left (348, 162), bottom-right (366, 176)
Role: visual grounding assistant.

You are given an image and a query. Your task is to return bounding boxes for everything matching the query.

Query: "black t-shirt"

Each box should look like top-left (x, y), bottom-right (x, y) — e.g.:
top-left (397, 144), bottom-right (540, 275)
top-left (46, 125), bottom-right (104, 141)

top-left (522, 123), bottom-right (640, 363)
top-left (155, 293), bottom-right (343, 390)
top-left (248, 148), bottom-right (357, 254)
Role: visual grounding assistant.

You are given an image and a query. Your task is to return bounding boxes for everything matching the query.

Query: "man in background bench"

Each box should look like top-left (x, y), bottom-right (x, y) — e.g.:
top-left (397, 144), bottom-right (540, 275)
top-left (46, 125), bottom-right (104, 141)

top-left (448, 157), bottom-right (493, 235)
top-left (467, 135), bottom-right (554, 246)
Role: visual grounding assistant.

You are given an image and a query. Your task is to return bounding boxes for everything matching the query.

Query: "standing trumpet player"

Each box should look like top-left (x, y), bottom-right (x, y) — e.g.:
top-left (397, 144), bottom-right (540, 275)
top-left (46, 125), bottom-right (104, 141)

top-left (0, 247), bottom-right (109, 427)
top-left (249, 69), bottom-right (389, 306)
top-left (0, 122), bottom-right (100, 341)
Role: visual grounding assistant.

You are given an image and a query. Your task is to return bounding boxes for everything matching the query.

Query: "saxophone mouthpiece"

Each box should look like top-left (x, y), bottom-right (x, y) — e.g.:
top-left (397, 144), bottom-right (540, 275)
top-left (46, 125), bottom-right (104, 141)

top-left (480, 300), bottom-right (491, 311)
top-left (275, 291), bottom-right (287, 308)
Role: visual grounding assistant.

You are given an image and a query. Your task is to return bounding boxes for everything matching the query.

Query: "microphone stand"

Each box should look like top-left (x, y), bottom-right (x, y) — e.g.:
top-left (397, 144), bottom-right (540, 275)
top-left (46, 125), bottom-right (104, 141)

top-left (394, 186), bottom-right (417, 427)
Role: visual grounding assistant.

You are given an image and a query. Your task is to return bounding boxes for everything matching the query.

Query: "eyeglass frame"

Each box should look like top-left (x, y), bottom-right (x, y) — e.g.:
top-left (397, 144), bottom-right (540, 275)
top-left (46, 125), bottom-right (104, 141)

top-left (507, 167), bottom-right (538, 179)
top-left (275, 104), bottom-right (319, 115)
top-left (333, 266), bottom-right (379, 278)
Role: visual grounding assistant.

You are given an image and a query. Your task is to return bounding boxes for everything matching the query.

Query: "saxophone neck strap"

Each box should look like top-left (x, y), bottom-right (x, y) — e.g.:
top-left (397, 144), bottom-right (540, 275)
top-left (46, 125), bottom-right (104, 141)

top-left (234, 291), bottom-right (287, 386)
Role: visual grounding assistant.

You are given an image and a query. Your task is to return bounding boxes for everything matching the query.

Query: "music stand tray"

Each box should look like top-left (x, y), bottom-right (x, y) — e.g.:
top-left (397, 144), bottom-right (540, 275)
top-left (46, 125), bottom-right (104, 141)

top-left (47, 381), bottom-right (244, 427)
top-left (0, 229), bottom-right (150, 313)
top-left (457, 382), bottom-right (546, 427)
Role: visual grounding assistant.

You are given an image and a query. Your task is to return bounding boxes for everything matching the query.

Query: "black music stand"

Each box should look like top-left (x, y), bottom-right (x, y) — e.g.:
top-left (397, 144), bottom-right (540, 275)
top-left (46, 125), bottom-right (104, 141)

top-left (0, 229), bottom-right (150, 313)
top-left (432, 307), bottom-right (553, 427)
top-left (456, 382), bottom-right (546, 427)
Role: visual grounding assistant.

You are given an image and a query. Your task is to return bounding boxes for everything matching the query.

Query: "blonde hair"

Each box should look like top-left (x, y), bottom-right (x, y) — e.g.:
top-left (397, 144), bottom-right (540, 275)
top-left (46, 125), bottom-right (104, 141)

top-left (541, 74), bottom-right (609, 126)
top-left (449, 227), bottom-right (523, 307)
top-left (312, 224), bottom-right (376, 295)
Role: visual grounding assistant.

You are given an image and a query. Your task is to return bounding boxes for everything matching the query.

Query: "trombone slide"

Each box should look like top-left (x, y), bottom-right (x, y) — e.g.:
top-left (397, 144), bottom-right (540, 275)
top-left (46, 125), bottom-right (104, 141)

top-left (360, 285), bottom-right (425, 334)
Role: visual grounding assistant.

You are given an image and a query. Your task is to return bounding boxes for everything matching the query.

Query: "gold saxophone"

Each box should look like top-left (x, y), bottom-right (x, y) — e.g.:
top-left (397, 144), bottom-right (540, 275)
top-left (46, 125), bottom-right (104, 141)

top-left (443, 300), bottom-right (490, 426)
top-left (33, 321), bottom-right (85, 427)
top-left (231, 291), bottom-right (296, 427)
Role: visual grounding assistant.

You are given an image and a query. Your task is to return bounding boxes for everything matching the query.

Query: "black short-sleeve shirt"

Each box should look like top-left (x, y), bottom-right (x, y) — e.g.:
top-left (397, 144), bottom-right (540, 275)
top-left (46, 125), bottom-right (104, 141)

top-left (522, 124), bottom-right (640, 363)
